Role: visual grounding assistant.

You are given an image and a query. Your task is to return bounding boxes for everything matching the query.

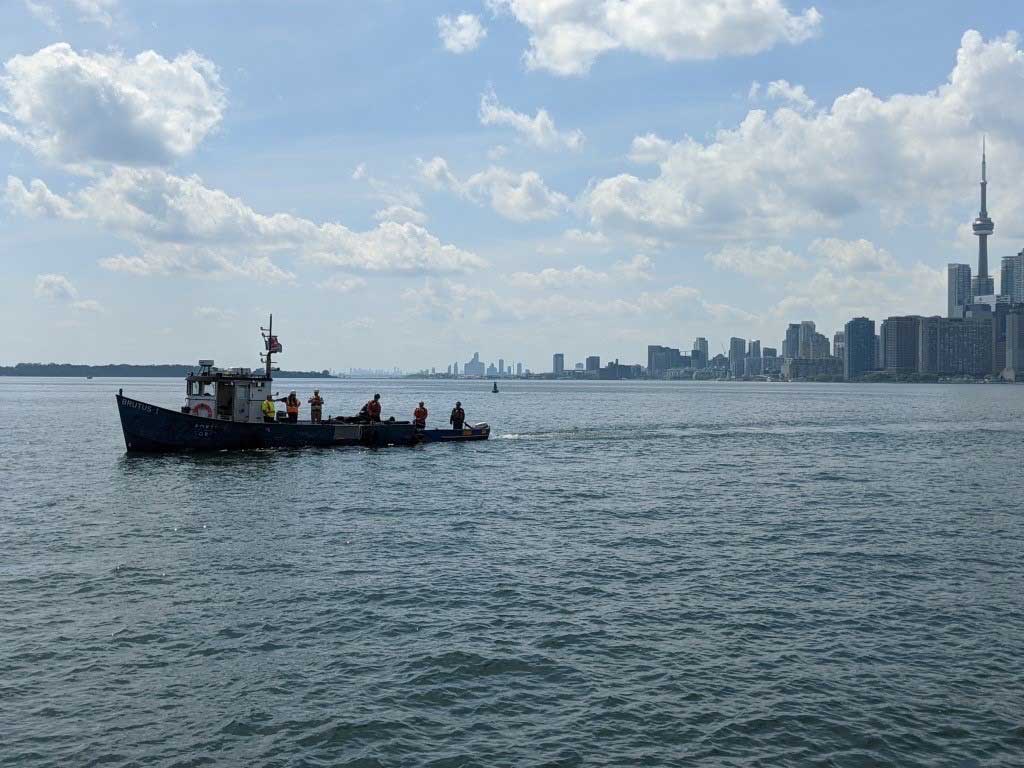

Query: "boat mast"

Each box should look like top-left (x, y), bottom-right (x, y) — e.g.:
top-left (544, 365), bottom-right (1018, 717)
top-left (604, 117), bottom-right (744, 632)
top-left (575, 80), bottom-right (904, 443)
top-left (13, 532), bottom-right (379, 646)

top-left (261, 314), bottom-right (274, 381)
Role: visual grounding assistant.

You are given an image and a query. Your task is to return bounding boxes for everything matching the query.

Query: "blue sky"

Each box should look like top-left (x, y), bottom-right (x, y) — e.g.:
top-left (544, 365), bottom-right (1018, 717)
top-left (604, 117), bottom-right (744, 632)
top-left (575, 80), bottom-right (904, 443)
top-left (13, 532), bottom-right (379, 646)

top-left (3, 0), bottom-right (1024, 370)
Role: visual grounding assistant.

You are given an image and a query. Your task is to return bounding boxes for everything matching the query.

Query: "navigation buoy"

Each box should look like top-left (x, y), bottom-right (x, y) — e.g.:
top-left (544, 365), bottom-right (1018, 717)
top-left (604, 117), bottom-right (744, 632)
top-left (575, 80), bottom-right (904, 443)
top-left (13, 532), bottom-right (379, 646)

top-left (492, 381), bottom-right (499, 393)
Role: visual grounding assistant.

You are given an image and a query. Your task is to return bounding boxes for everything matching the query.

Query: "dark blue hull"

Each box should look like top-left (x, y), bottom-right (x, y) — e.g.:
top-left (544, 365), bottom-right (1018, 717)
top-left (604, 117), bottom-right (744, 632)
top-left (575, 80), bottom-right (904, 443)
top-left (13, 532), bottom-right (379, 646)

top-left (116, 394), bottom-right (488, 453)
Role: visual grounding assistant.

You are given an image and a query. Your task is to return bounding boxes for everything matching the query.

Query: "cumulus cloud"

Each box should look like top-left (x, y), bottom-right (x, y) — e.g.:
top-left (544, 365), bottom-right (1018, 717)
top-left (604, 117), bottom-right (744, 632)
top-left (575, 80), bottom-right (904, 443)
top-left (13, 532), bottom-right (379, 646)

top-left (0, 43), bottom-right (225, 167)
top-left (508, 264), bottom-right (610, 288)
top-left (419, 156), bottom-right (568, 221)
top-left (34, 273), bottom-right (78, 301)
top-left (613, 253), bottom-right (654, 281)
top-left (750, 79), bottom-right (815, 112)
top-left (706, 243), bottom-right (807, 276)
top-left (488, 0), bottom-right (822, 75)
top-left (195, 306), bottom-right (236, 321)
top-left (374, 205), bottom-right (427, 225)
top-left (583, 31), bottom-right (1024, 239)
top-left (6, 168), bottom-right (485, 281)
top-left (479, 88), bottom-right (584, 151)
top-left (322, 275), bottom-right (368, 293)
top-left (808, 238), bottom-right (894, 272)
top-left (34, 272), bottom-right (103, 311)
top-left (437, 13), bottom-right (487, 54)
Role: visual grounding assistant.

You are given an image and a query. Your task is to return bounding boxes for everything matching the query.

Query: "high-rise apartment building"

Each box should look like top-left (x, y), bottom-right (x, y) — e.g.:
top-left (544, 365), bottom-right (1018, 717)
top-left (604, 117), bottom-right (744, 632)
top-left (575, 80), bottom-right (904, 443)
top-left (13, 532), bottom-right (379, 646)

top-left (833, 331), bottom-right (845, 360)
top-left (948, 263), bottom-right (972, 318)
top-left (844, 317), bottom-right (876, 380)
top-left (1001, 249), bottom-right (1024, 303)
top-left (552, 353), bottom-right (564, 375)
top-left (729, 337), bottom-right (746, 378)
top-left (798, 321), bottom-right (816, 358)
top-left (783, 324), bottom-right (801, 359)
top-left (693, 338), bottom-right (709, 369)
top-left (917, 309), bottom-right (993, 377)
top-left (586, 356), bottom-right (601, 372)
top-left (880, 316), bottom-right (922, 370)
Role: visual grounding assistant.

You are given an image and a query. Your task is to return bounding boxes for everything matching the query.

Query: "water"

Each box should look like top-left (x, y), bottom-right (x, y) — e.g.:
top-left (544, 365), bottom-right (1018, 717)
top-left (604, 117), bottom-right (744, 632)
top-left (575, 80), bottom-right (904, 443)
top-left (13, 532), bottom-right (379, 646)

top-left (2, 377), bottom-right (1023, 766)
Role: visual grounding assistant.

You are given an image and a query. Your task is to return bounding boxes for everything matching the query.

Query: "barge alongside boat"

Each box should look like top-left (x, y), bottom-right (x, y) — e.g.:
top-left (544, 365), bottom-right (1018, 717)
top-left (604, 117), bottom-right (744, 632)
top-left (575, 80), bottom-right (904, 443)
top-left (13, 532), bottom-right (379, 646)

top-left (115, 316), bottom-right (489, 453)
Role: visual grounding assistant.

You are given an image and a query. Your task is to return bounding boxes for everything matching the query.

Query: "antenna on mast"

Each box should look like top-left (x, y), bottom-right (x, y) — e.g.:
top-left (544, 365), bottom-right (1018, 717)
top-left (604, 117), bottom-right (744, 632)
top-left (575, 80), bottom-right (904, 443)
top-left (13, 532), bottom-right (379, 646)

top-left (260, 314), bottom-right (282, 380)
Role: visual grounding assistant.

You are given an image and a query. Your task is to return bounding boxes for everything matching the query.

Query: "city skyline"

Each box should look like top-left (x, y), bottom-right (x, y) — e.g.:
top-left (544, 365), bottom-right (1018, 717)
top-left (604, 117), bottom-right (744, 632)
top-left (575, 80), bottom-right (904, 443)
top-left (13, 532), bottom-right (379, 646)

top-left (5, 4), bottom-right (1024, 370)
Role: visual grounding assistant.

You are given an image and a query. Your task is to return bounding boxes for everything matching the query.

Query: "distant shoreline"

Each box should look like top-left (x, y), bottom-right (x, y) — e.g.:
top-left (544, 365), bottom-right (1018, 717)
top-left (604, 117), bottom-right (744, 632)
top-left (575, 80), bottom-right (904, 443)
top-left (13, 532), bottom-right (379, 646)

top-left (0, 364), bottom-right (333, 378)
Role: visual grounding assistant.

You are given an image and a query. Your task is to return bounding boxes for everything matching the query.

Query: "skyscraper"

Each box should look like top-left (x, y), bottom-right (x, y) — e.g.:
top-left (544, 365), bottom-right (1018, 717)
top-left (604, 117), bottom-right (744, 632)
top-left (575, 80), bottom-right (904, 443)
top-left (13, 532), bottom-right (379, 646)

top-left (693, 337), bottom-right (709, 369)
top-left (833, 331), bottom-right (845, 360)
top-left (516, 362), bottom-right (523, 376)
top-left (783, 324), bottom-right (801, 359)
top-left (729, 337), bottom-right (746, 378)
top-left (880, 316), bottom-right (921, 370)
top-left (798, 321), bottom-right (816, 358)
top-left (552, 353), bottom-right (564, 376)
top-left (586, 355), bottom-right (600, 372)
top-left (1001, 249), bottom-right (1024, 303)
top-left (972, 140), bottom-right (995, 298)
top-left (844, 317), bottom-right (875, 380)
top-left (498, 358), bottom-right (505, 376)
top-left (948, 263), bottom-right (972, 318)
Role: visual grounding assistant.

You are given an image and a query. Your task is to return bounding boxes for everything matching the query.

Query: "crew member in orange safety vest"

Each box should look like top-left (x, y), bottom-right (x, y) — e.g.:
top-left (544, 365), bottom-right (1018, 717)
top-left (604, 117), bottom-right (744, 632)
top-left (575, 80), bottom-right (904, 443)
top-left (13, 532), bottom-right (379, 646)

top-left (279, 390), bottom-right (300, 423)
top-left (413, 401), bottom-right (428, 428)
top-left (363, 393), bottom-right (382, 423)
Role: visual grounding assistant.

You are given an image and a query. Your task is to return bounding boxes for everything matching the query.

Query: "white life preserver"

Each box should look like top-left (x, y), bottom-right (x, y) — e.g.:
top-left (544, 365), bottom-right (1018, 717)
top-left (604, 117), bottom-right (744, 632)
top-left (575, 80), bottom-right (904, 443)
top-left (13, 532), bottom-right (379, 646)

top-left (191, 402), bottom-right (214, 418)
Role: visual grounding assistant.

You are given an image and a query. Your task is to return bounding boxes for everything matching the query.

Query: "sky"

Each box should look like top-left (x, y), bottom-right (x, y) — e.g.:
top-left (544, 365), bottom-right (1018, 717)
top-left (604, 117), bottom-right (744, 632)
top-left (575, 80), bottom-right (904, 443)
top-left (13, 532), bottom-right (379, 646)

top-left (3, 0), bottom-right (1024, 371)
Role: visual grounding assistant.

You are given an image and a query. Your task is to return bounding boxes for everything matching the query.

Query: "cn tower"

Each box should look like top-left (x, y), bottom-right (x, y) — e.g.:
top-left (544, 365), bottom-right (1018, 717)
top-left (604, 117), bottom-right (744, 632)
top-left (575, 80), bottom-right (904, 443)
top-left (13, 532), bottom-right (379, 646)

top-left (972, 138), bottom-right (995, 298)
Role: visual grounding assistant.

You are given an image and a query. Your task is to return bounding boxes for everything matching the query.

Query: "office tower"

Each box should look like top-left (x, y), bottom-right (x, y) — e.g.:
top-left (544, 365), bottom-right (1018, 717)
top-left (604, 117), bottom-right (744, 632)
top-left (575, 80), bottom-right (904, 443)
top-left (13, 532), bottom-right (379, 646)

top-left (498, 358), bottom-right (505, 376)
top-left (1001, 249), bottom-right (1024, 303)
top-left (783, 324), bottom-right (801, 359)
top-left (516, 362), bottom-right (522, 376)
top-left (694, 338), bottom-right (709, 368)
top-left (586, 356), bottom-right (600, 372)
top-left (798, 321), bottom-right (816, 358)
top-left (844, 317), bottom-right (876, 379)
top-left (809, 332), bottom-right (830, 359)
top-left (880, 316), bottom-right (922, 370)
top-left (647, 345), bottom-right (683, 373)
top-left (972, 140), bottom-right (996, 298)
top-left (553, 353), bottom-right (565, 375)
top-left (833, 331), bottom-right (846, 360)
top-left (464, 353), bottom-right (485, 376)
top-left (1002, 310), bottom-right (1024, 380)
top-left (729, 337), bottom-right (746, 378)
top-left (446, 364), bottom-right (452, 375)
top-left (763, 347), bottom-right (777, 357)
top-left (948, 263), bottom-right (972, 318)
top-left (454, 362), bottom-right (459, 376)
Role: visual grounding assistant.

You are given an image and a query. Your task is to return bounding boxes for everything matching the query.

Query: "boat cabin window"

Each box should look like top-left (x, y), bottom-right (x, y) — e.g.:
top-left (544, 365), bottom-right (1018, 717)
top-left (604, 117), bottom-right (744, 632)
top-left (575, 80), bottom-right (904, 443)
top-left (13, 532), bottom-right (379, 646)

top-left (189, 381), bottom-right (210, 396)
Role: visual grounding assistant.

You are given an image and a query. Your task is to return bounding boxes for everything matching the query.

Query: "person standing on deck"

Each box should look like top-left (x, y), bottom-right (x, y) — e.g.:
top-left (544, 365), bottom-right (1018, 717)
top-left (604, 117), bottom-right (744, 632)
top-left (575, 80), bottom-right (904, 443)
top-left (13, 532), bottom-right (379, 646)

top-left (413, 401), bottom-right (428, 428)
top-left (363, 393), bottom-right (382, 423)
top-left (308, 390), bottom-right (324, 423)
top-left (449, 401), bottom-right (465, 430)
top-left (280, 391), bottom-right (300, 423)
top-left (262, 395), bottom-right (276, 423)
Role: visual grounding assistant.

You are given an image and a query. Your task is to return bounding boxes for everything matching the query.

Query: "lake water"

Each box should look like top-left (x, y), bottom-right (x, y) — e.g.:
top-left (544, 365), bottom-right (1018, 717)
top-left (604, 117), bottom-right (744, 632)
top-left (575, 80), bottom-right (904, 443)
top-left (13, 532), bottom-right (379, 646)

top-left (2, 377), bottom-right (1023, 766)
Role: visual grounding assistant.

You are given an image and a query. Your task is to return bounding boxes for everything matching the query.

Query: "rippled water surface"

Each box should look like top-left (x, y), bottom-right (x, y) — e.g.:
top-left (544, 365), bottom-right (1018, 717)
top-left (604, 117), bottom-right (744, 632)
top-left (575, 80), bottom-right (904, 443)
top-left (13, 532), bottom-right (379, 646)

top-left (3, 377), bottom-right (1024, 766)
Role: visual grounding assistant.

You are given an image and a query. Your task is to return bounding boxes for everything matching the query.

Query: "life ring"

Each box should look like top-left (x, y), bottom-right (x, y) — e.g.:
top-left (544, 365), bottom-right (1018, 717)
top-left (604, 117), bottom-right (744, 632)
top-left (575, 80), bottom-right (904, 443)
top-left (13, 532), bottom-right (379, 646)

top-left (191, 402), bottom-right (214, 418)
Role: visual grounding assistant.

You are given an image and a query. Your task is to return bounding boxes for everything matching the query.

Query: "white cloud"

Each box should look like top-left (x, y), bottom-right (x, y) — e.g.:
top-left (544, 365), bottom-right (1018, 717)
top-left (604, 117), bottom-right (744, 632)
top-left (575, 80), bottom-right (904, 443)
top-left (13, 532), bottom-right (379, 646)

top-left (34, 273), bottom-right (77, 301)
top-left (583, 31), bottom-right (1024, 239)
top-left (563, 228), bottom-right (610, 248)
top-left (374, 205), bottom-right (427, 225)
top-left (808, 238), bottom-right (893, 272)
top-left (508, 265), bottom-right (610, 288)
top-left (437, 13), bottom-right (487, 54)
top-left (479, 88), bottom-right (584, 151)
top-left (34, 272), bottom-right (103, 311)
top-left (706, 243), bottom-right (806, 276)
top-left (322, 275), bottom-right (368, 293)
top-left (7, 168), bottom-right (486, 280)
top-left (764, 79), bottom-right (815, 112)
top-left (23, 1), bottom-right (59, 29)
top-left (195, 306), bottom-right (236, 321)
top-left (71, 298), bottom-right (103, 312)
top-left (69, 0), bottom-right (117, 26)
top-left (0, 43), bottom-right (225, 167)
top-left (419, 156), bottom-right (568, 221)
top-left (352, 163), bottom-right (368, 181)
top-left (613, 253), bottom-right (654, 281)
top-left (489, 0), bottom-right (822, 76)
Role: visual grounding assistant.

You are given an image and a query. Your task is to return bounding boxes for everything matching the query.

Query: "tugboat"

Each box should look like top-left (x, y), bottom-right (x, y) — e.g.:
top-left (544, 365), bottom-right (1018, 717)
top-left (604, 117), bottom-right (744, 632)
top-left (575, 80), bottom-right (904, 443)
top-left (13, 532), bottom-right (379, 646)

top-left (115, 316), bottom-right (490, 453)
